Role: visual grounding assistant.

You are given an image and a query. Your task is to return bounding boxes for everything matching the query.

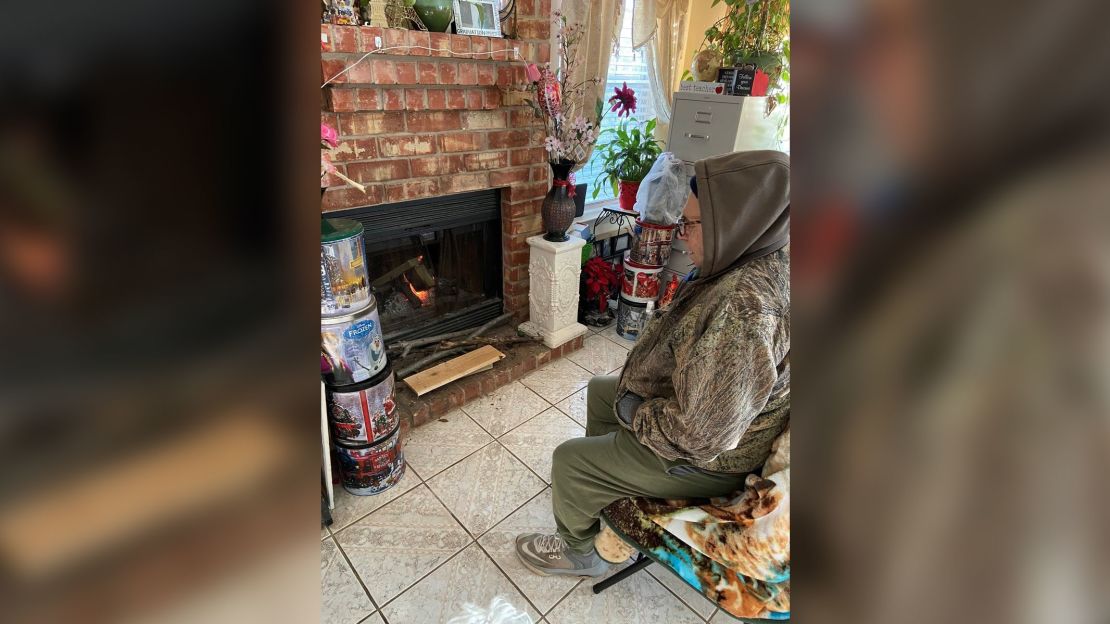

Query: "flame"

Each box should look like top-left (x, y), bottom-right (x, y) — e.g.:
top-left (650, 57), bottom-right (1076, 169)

top-left (402, 275), bottom-right (431, 305)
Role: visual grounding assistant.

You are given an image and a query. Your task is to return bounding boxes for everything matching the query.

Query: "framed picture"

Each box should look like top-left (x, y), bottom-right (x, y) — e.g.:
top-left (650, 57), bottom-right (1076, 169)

top-left (452, 0), bottom-right (502, 37)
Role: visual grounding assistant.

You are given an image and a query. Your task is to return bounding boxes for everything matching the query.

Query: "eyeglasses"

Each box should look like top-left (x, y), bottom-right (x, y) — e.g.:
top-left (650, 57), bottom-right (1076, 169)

top-left (676, 218), bottom-right (702, 238)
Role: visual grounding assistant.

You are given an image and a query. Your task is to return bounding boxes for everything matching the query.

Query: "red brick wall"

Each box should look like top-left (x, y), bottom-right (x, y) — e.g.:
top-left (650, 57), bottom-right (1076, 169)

top-left (321, 10), bottom-right (552, 322)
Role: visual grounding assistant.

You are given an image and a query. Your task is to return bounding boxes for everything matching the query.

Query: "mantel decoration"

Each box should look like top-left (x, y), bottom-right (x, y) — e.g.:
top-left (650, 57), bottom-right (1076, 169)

top-left (413, 0), bottom-right (454, 32)
top-left (523, 12), bottom-right (637, 242)
top-left (592, 116), bottom-right (663, 211)
top-left (452, 0), bottom-right (502, 37)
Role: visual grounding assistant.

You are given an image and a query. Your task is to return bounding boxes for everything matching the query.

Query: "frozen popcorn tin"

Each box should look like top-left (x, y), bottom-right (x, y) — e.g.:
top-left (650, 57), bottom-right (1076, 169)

top-left (321, 218), bottom-right (371, 318)
top-left (326, 363), bottom-right (398, 445)
top-left (334, 428), bottom-right (405, 496)
top-left (321, 300), bottom-right (387, 386)
top-left (621, 255), bottom-right (664, 303)
top-left (629, 219), bottom-right (676, 267)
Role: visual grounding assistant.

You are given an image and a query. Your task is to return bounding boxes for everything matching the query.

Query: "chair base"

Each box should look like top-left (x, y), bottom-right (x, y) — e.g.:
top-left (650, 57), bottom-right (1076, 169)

top-left (592, 553), bottom-right (651, 594)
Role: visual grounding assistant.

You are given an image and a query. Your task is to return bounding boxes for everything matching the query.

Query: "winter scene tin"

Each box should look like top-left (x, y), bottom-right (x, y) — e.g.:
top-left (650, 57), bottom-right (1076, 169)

top-left (326, 364), bottom-right (398, 445)
top-left (616, 294), bottom-right (651, 340)
top-left (334, 428), bottom-right (405, 496)
top-left (321, 300), bottom-right (387, 386)
top-left (321, 218), bottom-right (371, 317)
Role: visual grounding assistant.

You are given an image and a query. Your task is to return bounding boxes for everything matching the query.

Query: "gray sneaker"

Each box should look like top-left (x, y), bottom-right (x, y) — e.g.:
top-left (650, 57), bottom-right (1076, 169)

top-left (515, 532), bottom-right (610, 577)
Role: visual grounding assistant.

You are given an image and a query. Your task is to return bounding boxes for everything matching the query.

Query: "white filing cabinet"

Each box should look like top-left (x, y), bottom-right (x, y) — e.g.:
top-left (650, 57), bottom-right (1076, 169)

top-left (664, 93), bottom-right (779, 280)
top-left (666, 92), bottom-right (778, 167)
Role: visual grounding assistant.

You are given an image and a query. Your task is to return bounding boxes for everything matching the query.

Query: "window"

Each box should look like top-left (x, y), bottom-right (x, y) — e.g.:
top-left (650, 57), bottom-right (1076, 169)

top-left (578, 0), bottom-right (657, 205)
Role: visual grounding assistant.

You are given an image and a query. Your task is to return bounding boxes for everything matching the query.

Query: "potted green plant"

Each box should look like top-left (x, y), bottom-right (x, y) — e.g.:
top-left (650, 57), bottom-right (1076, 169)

top-left (592, 117), bottom-right (664, 211)
top-left (691, 0), bottom-right (789, 110)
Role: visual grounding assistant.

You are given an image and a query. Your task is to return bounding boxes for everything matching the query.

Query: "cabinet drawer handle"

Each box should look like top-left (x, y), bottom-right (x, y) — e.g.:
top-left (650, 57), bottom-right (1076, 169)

top-left (685, 133), bottom-right (710, 141)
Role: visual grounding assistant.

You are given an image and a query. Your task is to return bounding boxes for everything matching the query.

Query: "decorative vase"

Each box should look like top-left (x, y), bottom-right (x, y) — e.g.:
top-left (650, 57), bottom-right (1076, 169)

top-left (412, 0), bottom-right (453, 32)
top-left (617, 180), bottom-right (640, 212)
top-left (542, 161), bottom-right (577, 242)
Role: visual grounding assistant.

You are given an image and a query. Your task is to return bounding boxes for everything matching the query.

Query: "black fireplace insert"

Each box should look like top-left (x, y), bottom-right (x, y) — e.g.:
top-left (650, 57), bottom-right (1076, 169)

top-left (331, 189), bottom-right (503, 342)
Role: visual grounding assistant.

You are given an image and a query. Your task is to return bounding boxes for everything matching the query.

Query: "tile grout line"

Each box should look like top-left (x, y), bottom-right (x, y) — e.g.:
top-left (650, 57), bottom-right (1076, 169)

top-left (494, 438), bottom-right (556, 487)
top-left (471, 486), bottom-right (584, 619)
top-left (542, 575), bottom-right (586, 621)
top-left (333, 483), bottom-right (472, 613)
top-left (374, 484), bottom-right (551, 619)
top-left (373, 535), bottom-right (476, 614)
top-left (644, 564), bottom-right (716, 622)
top-left (475, 539), bottom-right (547, 619)
top-left (329, 467), bottom-right (426, 535)
top-left (329, 535), bottom-right (384, 617)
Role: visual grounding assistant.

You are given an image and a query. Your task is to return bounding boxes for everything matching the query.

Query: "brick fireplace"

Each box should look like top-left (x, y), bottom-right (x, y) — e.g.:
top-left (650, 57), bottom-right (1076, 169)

top-left (321, 10), bottom-right (587, 429)
top-left (321, 16), bottom-right (554, 323)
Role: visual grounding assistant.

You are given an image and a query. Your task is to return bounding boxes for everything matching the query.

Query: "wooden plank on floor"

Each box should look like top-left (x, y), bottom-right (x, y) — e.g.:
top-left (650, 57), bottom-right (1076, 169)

top-left (402, 345), bottom-right (505, 396)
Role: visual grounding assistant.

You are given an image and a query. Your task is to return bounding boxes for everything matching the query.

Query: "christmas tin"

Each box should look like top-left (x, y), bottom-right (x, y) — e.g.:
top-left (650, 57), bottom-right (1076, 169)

top-left (321, 300), bottom-right (387, 386)
top-left (334, 427), bottom-right (405, 496)
top-left (628, 219), bottom-right (676, 267)
top-left (321, 218), bottom-right (371, 318)
top-left (621, 255), bottom-right (664, 303)
top-left (326, 363), bottom-right (398, 445)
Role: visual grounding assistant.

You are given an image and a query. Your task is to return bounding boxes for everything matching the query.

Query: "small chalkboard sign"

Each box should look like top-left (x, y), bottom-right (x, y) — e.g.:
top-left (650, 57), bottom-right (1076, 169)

top-left (716, 67), bottom-right (738, 95)
top-left (733, 63), bottom-right (757, 96)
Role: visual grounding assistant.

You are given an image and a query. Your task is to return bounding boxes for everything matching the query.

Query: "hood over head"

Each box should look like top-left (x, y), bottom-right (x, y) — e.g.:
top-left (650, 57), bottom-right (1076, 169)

top-left (693, 150), bottom-right (790, 279)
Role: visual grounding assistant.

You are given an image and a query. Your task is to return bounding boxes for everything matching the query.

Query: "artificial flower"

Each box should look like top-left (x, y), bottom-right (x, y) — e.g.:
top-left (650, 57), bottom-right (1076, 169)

top-left (525, 63), bottom-right (542, 83)
top-left (321, 123), bottom-right (339, 148)
top-left (608, 82), bottom-right (637, 118)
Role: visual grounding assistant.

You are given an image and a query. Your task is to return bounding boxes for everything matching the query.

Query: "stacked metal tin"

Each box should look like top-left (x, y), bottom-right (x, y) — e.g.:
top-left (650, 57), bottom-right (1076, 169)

top-left (321, 218), bottom-right (405, 496)
top-left (616, 219), bottom-right (676, 339)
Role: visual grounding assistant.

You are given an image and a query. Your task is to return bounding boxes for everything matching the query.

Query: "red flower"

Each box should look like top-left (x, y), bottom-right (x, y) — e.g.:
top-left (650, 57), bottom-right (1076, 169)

top-left (584, 257), bottom-right (620, 312)
top-left (608, 82), bottom-right (636, 118)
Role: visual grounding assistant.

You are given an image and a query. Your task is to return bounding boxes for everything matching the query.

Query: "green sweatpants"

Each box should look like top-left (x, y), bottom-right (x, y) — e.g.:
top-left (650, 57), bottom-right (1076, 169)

top-left (551, 375), bottom-right (745, 554)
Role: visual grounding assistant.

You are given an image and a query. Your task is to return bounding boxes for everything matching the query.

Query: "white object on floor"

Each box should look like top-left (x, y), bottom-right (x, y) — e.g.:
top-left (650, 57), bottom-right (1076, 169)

top-left (321, 381), bottom-right (334, 510)
top-left (518, 235), bottom-right (589, 349)
top-left (446, 597), bottom-right (534, 624)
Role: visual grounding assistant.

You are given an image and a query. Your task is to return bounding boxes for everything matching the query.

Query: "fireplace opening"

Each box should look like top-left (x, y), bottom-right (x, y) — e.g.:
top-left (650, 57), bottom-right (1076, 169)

top-left (332, 189), bottom-right (503, 342)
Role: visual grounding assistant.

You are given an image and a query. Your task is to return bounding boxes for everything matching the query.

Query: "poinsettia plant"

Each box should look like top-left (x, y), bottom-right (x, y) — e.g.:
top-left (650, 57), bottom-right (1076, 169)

top-left (583, 257), bottom-right (621, 312)
top-left (520, 12), bottom-right (637, 167)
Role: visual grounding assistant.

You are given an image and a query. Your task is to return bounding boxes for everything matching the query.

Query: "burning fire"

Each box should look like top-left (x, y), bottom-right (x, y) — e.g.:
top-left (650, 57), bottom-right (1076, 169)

top-left (402, 275), bottom-right (431, 305)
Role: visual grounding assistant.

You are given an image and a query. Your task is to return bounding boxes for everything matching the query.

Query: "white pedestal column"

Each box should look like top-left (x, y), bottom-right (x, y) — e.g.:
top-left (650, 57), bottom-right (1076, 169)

top-left (518, 234), bottom-right (589, 349)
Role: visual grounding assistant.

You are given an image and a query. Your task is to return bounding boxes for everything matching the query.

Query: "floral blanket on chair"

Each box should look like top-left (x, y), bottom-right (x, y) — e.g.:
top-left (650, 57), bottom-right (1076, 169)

top-left (600, 429), bottom-right (790, 621)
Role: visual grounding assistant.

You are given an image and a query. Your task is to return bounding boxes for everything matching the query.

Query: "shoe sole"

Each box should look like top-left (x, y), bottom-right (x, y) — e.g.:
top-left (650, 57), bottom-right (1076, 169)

top-left (515, 550), bottom-right (609, 578)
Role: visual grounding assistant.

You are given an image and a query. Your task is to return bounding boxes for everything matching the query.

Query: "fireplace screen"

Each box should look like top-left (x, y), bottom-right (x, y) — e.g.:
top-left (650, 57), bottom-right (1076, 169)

top-left (332, 190), bottom-right (503, 342)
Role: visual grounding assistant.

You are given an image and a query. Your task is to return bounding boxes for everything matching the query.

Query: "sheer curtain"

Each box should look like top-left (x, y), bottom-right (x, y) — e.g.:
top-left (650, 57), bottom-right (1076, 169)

top-left (631, 0), bottom-right (691, 138)
top-left (560, 0), bottom-right (623, 169)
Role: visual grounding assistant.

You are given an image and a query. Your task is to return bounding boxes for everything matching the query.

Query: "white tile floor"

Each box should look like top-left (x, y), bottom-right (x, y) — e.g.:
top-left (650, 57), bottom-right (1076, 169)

top-left (322, 324), bottom-right (720, 624)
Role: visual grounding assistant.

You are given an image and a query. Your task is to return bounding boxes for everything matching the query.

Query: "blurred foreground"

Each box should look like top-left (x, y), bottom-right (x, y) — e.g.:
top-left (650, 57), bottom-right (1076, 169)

top-left (0, 1), bottom-right (320, 622)
top-left (792, 0), bottom-right (1110, 622)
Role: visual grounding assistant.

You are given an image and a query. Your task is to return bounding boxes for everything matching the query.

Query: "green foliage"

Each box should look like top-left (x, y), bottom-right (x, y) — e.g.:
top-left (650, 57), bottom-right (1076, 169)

top-left (702, 0), bottom-right (789, 71)
top-left (590, 118), bottom-right (664, 199)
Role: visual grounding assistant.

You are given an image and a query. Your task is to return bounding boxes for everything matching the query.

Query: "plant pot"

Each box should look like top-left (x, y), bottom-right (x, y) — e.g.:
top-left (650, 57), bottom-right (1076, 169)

top-left (730, 50), bottom-right (784, 91)
top-left (617, 180), bottom-right (640, 212)
top-left (413, 0), bottom-right (453, 32)
top-left (542, 161), bottom-right (577, 242)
